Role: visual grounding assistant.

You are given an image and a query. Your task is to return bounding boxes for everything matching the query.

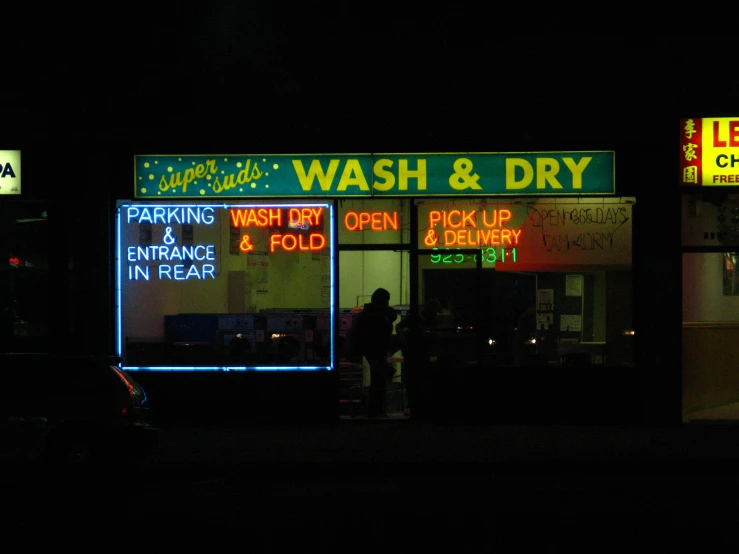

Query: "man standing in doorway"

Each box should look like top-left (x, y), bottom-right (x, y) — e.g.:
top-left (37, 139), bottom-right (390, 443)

top-left (354, 287), bottom-right (398, 418)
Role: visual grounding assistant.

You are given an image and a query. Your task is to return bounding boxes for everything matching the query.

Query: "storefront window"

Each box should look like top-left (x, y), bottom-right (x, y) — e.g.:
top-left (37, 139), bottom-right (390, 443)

top-left (683, 252), bottom-right (739, 318)
top-left (116, 200), bottom-right (334, 371)
top-left (338, 250), bottom-right (410, 310)
top-left (3, 201), bottom-right (49, 345)
top-left (681, 192), bottom-right (739, 248)
top-left (415, 197), bottom-right (634, 366)
top-left (681, 193), bottom-right (739, 317)
top-left (682, 250), bottom-right (739, 415)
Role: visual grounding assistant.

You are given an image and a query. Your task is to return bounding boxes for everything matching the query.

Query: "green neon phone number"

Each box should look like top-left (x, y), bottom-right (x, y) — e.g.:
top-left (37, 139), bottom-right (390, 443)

top-left (430, 247), bottom-right (517, 264)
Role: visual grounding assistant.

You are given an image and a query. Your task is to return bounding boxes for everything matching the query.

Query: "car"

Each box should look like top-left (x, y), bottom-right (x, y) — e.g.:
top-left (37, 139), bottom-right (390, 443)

top-left (0, 352), bottom-right (160, 470)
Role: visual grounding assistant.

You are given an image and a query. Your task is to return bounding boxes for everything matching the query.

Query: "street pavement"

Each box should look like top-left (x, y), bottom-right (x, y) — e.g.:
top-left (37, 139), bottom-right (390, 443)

top-left (3, 419), bottom-right (739, 549)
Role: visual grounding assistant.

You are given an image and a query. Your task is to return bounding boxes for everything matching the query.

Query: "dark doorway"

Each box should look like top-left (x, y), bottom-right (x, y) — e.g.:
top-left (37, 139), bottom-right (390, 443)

top-left (423, 269), bottom-right (536, 356)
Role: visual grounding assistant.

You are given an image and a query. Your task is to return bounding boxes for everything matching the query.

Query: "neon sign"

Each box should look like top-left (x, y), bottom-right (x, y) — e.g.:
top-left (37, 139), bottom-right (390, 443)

top-left (423, 208), bottom-right (523, 249)
top-left (429, 209), bottom-right (512, 227)
top-left (441, 228), bottom-right (521, 247)
top-left (229, 207), bottom-right (324, 228)
top-left (127, 241), bottom-right (217, 281)
top-left (344, 211), bottom-right (399, 231)
top-left (229, 207), bottom-right (328, 254)
top-left (229, 208), bottom-right (282, 227)
top-left (269, 233), bottom-right (326, 252)
top-left (125, 207), bottom-right (217, 281)
top-left (122, 205), bottom-right (329, 282)
top-left (126, 206), bottom-right (216, 225)
top-left (430, 247), bottom-right (517, 265)
top-left (124, 208), bottom-right (217, 281)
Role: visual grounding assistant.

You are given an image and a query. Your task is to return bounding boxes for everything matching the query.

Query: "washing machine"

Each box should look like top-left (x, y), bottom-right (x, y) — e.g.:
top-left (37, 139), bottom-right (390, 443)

top-left (335, 310), bottom-right (364, 414)
top-left (164, 313), bottom-right (219, 345)
top-left (265, 313), bottom-right (312, 363)
top-left (338, 310), bottom-right (355, 333)
top-left (217, 329), bottom-right (265, 356)
top-left (311, 310), bottom-right (358, 363)
top-left (217, 314), bottom-right (266, 331)
top-left (217, 314), bottom-right (267, 363)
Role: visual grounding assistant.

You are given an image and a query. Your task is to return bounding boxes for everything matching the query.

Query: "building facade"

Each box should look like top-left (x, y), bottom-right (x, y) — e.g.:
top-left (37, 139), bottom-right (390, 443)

top-left (0, 128), bottom-right (682, 425)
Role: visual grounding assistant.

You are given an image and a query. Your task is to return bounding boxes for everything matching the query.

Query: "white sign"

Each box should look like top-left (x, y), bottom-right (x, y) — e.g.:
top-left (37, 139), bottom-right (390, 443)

top-left (566, 274), bottom-right (583, 296)
top-left (560, 314), bottom-right (582, 332)
top-left (537, 288), bottom-right (554, 311)
top-left (0, 150), bottom-right (20, 195)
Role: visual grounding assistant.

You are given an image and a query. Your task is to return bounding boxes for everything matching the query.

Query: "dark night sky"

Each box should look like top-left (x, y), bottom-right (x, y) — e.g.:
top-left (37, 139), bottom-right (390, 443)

top-left (2, 6), bottom-right (731, 151)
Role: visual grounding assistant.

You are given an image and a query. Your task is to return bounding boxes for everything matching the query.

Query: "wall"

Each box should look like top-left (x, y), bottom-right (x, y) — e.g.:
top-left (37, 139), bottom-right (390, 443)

top-left (338, 250), bottom-right (407, 309)
top-left (681, 192), bottom-right (737, 248)
top-left (682, 252), bottom-right (739, 321)
top-left (682, 251), bottom-right (739, 413)
top-left (683, 322), bottom-right (739, 413)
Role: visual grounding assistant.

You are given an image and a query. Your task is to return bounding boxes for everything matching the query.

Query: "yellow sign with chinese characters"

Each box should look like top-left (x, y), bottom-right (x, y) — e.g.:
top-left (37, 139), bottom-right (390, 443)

top-left (680, 117), bottom-right (739, 186)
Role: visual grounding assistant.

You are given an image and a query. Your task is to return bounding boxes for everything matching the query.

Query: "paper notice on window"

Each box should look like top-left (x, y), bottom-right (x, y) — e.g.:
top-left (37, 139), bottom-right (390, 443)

top-left (565, 274), bottom-right (583, 297)
top-left (248, 251), bottom-right (269, 284)
top-left (537, 289), bottom-right (554, 311)
top-left (560, 314), bottom-right (582, 332)
top-left (536, 312), bottom-right (553, 330)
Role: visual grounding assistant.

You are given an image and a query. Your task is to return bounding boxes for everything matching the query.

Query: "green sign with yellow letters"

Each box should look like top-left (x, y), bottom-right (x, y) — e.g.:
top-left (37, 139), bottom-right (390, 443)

top-left (134, 152), bottom-right (615, 198)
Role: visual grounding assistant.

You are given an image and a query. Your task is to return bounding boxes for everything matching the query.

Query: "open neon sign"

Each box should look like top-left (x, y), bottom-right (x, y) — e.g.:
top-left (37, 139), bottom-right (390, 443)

top-left (343, 211), bottom-right (399, 231)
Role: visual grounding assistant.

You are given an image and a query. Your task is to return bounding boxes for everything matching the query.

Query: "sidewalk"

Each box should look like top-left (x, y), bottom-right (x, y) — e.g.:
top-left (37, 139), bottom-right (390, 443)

top-left (145, 417), bottom-right (739, 474)
top-left (6, 419), bottom-right (739, 548)
top-left (683, 400), bottom-right (739, 423)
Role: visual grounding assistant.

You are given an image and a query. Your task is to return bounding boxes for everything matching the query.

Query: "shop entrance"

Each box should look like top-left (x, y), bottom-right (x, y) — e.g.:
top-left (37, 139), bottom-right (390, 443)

top-left (423, 268), bottom-right (537, 365)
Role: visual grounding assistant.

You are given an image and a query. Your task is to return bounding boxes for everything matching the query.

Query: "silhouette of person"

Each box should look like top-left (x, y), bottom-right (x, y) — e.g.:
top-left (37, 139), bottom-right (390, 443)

top-left (354, 287), bottom-right (398, 418)
top-left (395, 298), bottom-right (442, 418)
